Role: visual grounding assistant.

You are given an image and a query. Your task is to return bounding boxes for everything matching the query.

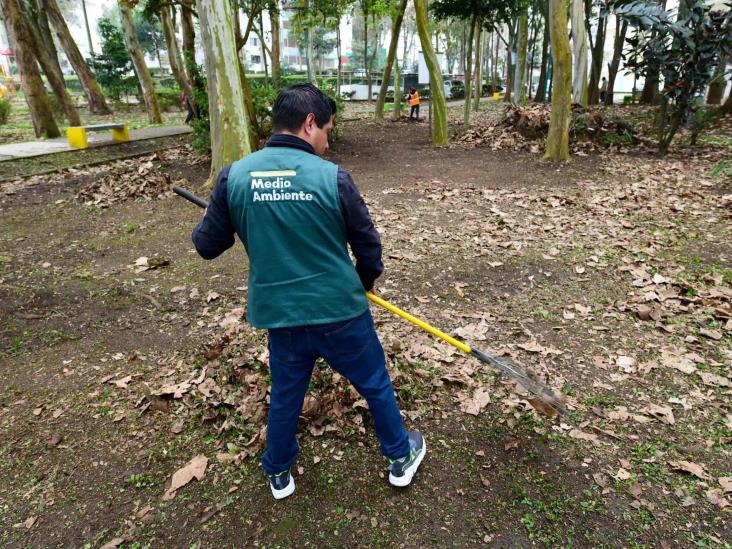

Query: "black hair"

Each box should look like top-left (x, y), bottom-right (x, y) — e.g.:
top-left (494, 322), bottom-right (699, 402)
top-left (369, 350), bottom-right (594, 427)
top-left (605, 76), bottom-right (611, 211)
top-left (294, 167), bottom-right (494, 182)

top-left (272, 83), bottom-right (335, 133)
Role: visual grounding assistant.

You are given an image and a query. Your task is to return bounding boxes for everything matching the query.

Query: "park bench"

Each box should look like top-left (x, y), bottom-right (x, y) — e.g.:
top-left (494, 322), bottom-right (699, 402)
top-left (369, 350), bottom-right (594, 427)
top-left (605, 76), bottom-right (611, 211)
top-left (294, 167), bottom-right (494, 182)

top-left (66, 123), bottom-right (130, 149)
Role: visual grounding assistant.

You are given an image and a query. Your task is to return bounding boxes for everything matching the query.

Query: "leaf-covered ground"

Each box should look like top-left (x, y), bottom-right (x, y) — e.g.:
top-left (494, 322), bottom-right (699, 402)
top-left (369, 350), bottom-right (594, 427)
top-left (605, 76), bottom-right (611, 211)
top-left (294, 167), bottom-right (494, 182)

top-left (1, 104), bottom-right (731, 548)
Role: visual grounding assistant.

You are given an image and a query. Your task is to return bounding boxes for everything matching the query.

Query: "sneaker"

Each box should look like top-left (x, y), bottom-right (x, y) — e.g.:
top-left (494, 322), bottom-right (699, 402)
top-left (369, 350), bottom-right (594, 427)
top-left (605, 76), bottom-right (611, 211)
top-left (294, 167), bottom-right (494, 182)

top-left (388, 431), bottom-right (426, 487)
top-left (268, 469), bottom-right (295, 500)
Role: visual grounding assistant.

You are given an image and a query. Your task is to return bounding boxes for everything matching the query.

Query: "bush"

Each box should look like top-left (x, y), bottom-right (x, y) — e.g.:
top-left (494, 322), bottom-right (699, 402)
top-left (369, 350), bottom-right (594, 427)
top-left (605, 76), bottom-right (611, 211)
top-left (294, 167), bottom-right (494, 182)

top-left (190, 116), bottom-right (211, 155)
top-left (156, 87), bottom-right (181, 112)
top-left (0, 97), bottom-right (10, 125)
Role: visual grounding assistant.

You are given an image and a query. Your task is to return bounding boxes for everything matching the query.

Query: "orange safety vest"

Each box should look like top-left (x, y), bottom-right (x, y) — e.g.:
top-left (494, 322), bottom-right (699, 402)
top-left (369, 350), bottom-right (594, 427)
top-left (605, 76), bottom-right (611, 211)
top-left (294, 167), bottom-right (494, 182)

top-left (409, 91), bottom-right (420, 106)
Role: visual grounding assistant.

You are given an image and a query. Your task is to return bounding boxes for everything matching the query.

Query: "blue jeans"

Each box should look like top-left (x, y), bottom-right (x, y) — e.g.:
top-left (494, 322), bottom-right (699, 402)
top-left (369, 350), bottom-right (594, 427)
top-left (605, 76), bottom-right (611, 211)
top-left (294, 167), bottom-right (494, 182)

top-left (261, 310), bottom-right (410, 475)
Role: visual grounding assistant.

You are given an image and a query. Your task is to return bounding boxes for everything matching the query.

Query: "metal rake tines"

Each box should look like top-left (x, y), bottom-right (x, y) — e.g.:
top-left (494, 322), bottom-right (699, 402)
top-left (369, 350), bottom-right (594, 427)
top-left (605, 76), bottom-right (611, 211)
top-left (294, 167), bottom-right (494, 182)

top-left (470, 347), bottom-right (569, 415)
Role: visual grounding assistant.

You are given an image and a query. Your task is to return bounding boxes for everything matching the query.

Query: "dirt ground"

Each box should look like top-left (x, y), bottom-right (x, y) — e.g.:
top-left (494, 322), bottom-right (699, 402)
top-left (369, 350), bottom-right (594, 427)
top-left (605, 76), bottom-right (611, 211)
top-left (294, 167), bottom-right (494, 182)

top-left (1, 106), bottom-right (731, 548)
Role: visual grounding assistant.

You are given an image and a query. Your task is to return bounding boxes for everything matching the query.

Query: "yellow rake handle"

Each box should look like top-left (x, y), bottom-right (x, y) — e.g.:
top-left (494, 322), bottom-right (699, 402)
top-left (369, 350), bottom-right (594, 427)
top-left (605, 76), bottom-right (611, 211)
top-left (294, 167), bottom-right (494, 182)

top-left (366, 292), bottom-right (472, 354)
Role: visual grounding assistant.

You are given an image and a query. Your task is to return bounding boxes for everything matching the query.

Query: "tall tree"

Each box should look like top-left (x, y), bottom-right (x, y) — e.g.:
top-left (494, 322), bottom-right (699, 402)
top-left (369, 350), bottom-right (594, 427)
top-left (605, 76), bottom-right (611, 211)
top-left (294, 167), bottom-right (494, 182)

top-left (463, 16), bottom-right (476, 124)
top-left (268, 0), bottom-right (281, 89)
top-left (512, 13), bottom-right (528, 103)
top-left (81, 0), bottom-right (94, 54)
top-left (42, 0), bottom-right (113, 114)
top-left (638, 0), bottom-right (666, 105)
top-left (392, 46), bottom-right (402, 118)
top-left (534, 7), bottom-right (549, 102)
top-left (160, 5), bottom-right (195, 114)
top-left (706, 52), bottom-right (729, 105)
top-left (180, 0), bottom-right (195, 54)
top-left (544, 0), bottom-right (571, 161)
top-left (375, 0), bottom-right (408, 119)
top-left (472, 23), bottom-right (482, 111)
top-left (586, 0), bottom-right (606, 104)
top-left (119, 0), bottom-right (161, 123)
top-left (571, 0), bottom-right (588, 105)
top-left (414, 0), bottom-right (447, 144)
top-left (197, 0), bottom-right (252, 179)
top-left (23, 2), bottom-right (82, 125)
top-left (25, 0), bottom-right (64, 81)
top-left (604, 14), bottom-right (626, 105)
top-left (0, 0), bottom-right (60, 136)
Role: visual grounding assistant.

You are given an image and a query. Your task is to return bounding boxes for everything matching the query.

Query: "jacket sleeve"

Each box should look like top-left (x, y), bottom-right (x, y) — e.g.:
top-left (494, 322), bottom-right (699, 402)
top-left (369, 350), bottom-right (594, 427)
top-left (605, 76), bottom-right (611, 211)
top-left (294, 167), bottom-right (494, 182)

top-left (338, 168), bottom-right (384, 291)
top-left (191, 165), bottom-right (236, 260)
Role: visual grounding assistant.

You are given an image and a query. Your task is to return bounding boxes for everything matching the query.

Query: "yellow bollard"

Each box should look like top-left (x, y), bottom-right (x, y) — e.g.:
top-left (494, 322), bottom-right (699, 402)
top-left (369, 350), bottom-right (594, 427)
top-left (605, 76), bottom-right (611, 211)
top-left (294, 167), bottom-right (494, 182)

top-left (66, 127), bottom-right (88, 148)
top-left (111, 124), bottom-right (129, 142)
top-left (492, 92), bottom-right (500, 101)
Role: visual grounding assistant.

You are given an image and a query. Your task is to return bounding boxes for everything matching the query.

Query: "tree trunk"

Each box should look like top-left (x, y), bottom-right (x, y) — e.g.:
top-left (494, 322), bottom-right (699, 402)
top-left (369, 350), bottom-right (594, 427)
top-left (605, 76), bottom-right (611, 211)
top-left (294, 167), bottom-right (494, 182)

top-left (463, 15), bottom-right (476, 125)
top-left (336, 19), bottom-right (342, 95)
top-left (492, 30), bottom-right (499, 91)
top-left (414, 0), bottom-right (447, 145)
top-left (526, 15), bottom-right (537, 100)
top-left (640, 0), bottom-right (667, 105)
top-left (29, 0), bottom-right (64, 82)
top-left (375, 0), bottom-right (407, 119)
top-left (535, 13), bottom-right (550, 102)
top-left (42, 0), bottom-right (112, 114)
top-left (504, 26), bottom-right (514, 102)
top-left (80, 0), bottom-right (94, 55)
top-left (269, 1), bottom-right (281, 89)
top-left (119, 0), bottom-right (161, 124)
top-left (605, 16), bottom-right (627, 105)
top-left (706, 53), bottom-right (729, 105)
top-left (197, 0), bottom-right (252, 181)
top-left (181, 0), bottom-right (196, 54)
top-left (258, 14), bottom-right (269, 82)
top-left (513, 14), bottom-right (528, 104)
top-left (161, 5), bottom-right (195, 115)
top-left (472, 24), bottom-right (482, 111)
top-left (1, 0), bottom-right (60, 136)
top-left (393, 51), bottom-right (402, 119)
top-left (544, 0), bottom-right (571, 162)
top-left (25, 6), bottom-right (81, 125)
top-left (571, 0), bottom-right (588, 106)
top-left (306, 25), bottom-right (316, 83)
top-left (587, 11), bottom-right (606, 104)
top-left (717, 86), bottom-right (732, 116)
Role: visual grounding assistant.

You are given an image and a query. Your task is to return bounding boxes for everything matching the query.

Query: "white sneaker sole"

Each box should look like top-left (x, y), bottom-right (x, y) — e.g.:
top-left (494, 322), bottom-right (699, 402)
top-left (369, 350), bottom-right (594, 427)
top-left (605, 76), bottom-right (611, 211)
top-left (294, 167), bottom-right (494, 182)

top-left (271, 475), bottom-right (295, 500)
top-left (388, 438), bottom-right (427, 487)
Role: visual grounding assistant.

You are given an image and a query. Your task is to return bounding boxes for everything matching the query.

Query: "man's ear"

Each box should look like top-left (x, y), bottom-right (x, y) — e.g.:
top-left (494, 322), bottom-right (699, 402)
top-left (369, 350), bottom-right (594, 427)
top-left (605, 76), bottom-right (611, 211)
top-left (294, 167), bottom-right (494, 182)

top-left (304, 112), bottom-right (316, 134)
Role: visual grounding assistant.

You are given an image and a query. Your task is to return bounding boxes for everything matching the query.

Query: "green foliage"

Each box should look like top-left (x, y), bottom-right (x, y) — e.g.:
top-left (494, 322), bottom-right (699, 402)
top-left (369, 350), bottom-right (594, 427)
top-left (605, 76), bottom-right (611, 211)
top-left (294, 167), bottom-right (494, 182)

top-left (132, 8), bottom-right (165, 59)
top-left (89, 16), bottom-right (139, 101)
top-left (0, 97), bottom-right (11, 125)
top-left (45, 92), bottom-right (65, 120)
top-left (609, 0), bottom-right (732, 153)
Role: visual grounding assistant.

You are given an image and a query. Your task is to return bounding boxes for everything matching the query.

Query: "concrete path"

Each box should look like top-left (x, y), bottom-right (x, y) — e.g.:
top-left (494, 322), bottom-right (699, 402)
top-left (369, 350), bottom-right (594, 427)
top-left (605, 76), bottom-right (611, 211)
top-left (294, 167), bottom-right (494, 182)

top-left (0, 125), bottom-right (191, 162)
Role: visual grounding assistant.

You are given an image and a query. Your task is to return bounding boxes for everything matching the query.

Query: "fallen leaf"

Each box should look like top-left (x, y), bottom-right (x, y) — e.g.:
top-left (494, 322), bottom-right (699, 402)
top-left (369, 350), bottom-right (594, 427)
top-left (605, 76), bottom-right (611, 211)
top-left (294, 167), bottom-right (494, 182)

top-left (668, 460), bottom-right (710, 480)
top-left (459, 387), bottom-right (491, 416)
top-left (568, 428), bottom-right (600, 445)
top-left (718, 477), bottom-right (732, 494)
top-left (699, 372), bottom-right (731, 387)
top-left (646, 404), bottom-right (675, 425)
top-left (163, 454), bottom-right (208, 500)
top-left (699, 328), bottom-right (723, 340)
top-left (706, 488), bottom-right (730, 508)
top-left (100, 538), bottom-right (125, 549)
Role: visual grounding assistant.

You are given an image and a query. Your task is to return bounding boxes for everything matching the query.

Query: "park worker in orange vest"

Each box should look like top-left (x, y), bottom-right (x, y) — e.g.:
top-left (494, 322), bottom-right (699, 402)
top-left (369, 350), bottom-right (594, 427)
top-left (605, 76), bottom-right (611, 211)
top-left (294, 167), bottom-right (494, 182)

top-left (408, 87), bottom-right (420, 121)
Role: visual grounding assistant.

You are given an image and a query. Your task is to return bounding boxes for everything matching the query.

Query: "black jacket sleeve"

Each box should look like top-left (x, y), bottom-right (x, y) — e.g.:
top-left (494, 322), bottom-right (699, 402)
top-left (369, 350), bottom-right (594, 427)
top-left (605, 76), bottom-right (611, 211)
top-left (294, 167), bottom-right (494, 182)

top-left (338, 168), bottom-right (384, 291)
top-left (191, 165), bottom-right (235, 260)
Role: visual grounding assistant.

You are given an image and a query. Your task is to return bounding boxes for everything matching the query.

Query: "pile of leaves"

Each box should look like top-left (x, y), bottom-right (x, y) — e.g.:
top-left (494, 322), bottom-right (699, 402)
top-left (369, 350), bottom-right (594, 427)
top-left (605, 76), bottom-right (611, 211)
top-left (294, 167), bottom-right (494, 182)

top-left (76, 153), bottom-right (188, 207)
top-left (456, 104), bottom-right (641, 154)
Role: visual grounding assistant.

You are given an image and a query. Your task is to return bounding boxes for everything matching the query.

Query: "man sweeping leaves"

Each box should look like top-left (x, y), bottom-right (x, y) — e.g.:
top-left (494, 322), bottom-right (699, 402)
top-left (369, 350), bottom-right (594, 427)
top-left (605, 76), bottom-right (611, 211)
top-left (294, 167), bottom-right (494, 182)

top-left (191, 84), bottom-right (426, 500)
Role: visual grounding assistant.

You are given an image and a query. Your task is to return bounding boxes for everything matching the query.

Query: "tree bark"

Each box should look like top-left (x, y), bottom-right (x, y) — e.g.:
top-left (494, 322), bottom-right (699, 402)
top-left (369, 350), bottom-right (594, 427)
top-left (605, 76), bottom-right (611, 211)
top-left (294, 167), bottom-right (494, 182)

top-left (706, 53), bottom-right (729, 105)
top-left (119, 0), bottom-right (161, 124)
top-left (414, 0), bottom-right (447, 145)
top-left (503, 25), bottom-right (515, 102)
top-left (535, 12), bottom-right (550, 102)
top-left (640, 0), bottom-right (666, 105)
top-left (81, 0), bottom-right (94, 55)
top-left (462, 15), bottom-right (476, 125)
top-left (25, 5), bottom-right (81, 125)
top-left (544, 0), bottom-right (571, 161)
top-left (375, 0), bottom-right (408, 119)
top-left (181, 0), bottom-right (196, 54)
top-left (1, 0), bottom-right (60, 136)
top-left (197, 0), bottom-right (252, 180)
top-left (393, 50), bottom-right (402, 119)
top-left (571, 0), bottom-right (588, 106)
top-left (306, 25), bottom-right (316, 83)
top-left (717, 86), bottom-right (732, 116)
top-left (513, 14), bottom-right (528, 104)
top-left (269, 0), bottom-right (281, 89)
top-left (587, 9), bottom-right (606, 104)
top-left (472, 24), bottom-right (482, 111)
top-left (28, 0), bottom-right (65, 82)
top-left (42, 0), bottom-right (112, 114)
top-left (605, 16), bottom-right (626, 105)
top-left (161, 5), bottom-right (195, 116)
